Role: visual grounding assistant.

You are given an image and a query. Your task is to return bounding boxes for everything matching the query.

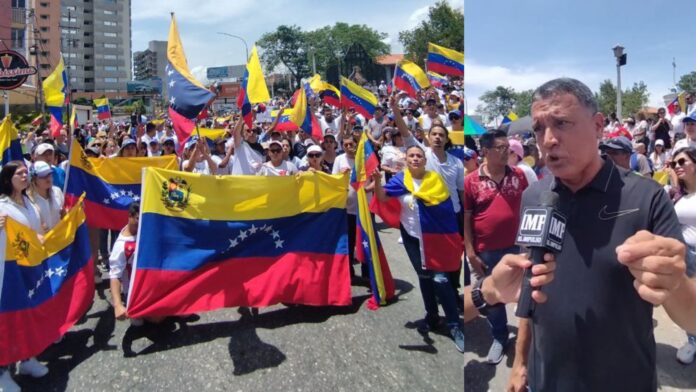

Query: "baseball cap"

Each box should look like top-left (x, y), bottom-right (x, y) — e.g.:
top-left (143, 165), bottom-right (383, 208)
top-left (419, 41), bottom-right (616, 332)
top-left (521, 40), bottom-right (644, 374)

top-left (35, 143), bottom-right (55, 156)
top-left (508, 139), bottom-right (524, 159)
top-left (31, 161), bottom-right (53, 178)
top-left (163, 137), bottom-right (175, 145)
top-left (655, 139), bottom-right (665, 146)
top-left (268, 140), bottom-right (283, 149)
top-left (462, 147), bottom-right (478, 161)
top-left (683, 113), bottom-right (696, 123)
top-left (448, 109), bottom-right (462, 120)
top-left (121, 138), bottom-right (136, 149)
top-left (599, 136), bottom-right (632, 153)
top-left (184, 136), bottom-right (199, 150)
top-left (307, 145), bottom-right (323, 154)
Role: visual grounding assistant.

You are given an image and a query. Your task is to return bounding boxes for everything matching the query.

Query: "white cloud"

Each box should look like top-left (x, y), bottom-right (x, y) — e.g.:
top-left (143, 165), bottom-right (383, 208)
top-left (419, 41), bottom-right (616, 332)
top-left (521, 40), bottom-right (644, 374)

top-left (132, 0), bottom-right (262, 22)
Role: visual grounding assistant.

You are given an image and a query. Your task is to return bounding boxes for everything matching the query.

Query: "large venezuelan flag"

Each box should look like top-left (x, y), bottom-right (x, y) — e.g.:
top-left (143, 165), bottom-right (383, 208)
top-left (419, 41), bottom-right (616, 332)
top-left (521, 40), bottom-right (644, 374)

top-left (42, 55), bottom-right (68, 137)
top-left (270, 110), bottom-right (299, 132)
top-left (310, 75), bottom-right (341, 108)
top-left (237, 46), bottom-right (270, 129)
top-left (340, 77), bottom-right (378, 120)
top-left (64, 140), bottom-right (178, 230)
top-left (371, 170), bottom-right (462, 272)
top-left (393, 60), bottom-right (430, 98)
top-left (0, 201), bottom-right (92, 365)
top-left (0, 115), bottom-right (24, 165)
top-left (351, 133), bottom-right (394, 309)
top-left (667, 92), bottom-right (686, 115)
top-left (288, 84), bottom-right (322, 139)
top-left (427, 71), bottom-right (448, 88)
top-left (166, 14), bottom-right (215, 149)
top-left (126, 168), bottom-right (352, 318)
top-left (93, 97), bottom-right (111, 120)
top-left (427, 43), bottom-right (464, 78)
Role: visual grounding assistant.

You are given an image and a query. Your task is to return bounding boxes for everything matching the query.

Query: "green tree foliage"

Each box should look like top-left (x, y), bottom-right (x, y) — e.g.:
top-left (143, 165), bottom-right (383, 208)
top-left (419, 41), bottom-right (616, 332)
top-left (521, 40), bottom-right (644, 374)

top-left (677, 71), bottom-right (696, 94)
top-left (306, 23), bottom-right (389, 76)
top-left (513, 89), bottom-right (534, 117)
top-left (475, 86), bottom-right (517, 125)
top-left (398, 0), bottom-right (464, 67)
top-left (595, 79), bottom-right (649, 118)
top-left (257, 25), bottom-right (311, 89)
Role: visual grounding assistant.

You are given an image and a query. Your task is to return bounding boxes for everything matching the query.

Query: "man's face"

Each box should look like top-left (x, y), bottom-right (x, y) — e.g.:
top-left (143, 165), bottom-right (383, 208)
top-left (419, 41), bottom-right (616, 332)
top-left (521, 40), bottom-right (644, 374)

top-left (605, 150), bottom-right (630, 169)
top-left (342, 138), bottom-right (356, 156)
top-left (531, 93), bottom-right (603, 182)
top-left (425, 102), bottom-right (437, 116)
top-left (686, 121), bottom-right (696, 141)
top-left (483, 137), bottom-right (509, 167)
top-left (427, 127), bottom-right (448, 149)
top-left (658, 109), bottom-right (666, 118)
top-left (324, 109), bottom-right (334, 121)
top-left (36, 150), bottom-right (54, 164)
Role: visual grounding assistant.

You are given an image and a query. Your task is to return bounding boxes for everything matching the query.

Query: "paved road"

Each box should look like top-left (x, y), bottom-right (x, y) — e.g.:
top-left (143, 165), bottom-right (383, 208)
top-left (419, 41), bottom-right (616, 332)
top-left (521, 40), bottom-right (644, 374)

top-left (14, 224), bottom-right (464, 392)
top-left (465, 303), bottom-right (696, 391)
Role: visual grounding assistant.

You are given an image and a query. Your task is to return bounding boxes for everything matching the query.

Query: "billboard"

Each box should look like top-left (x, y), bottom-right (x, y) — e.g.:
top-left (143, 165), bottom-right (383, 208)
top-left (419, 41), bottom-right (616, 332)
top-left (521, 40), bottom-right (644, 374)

top-left (0, 50), bottom-right (37, 90)
top-left (217, 82), bottom-right (240, 98)
top-left (207, 66), bottom-right (230, 79)
top-left (127, 78), bottom-right (162, 95)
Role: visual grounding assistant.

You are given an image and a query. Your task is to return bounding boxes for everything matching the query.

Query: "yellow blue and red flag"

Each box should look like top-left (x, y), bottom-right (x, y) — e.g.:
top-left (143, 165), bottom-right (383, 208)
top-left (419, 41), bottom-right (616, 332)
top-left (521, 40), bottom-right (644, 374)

top-left (667, 92), bottom-right (686, 115)
top-left (427, 71), bottom-right (448, 88)
top-left (0, 199), bottom-right (92, 365)
top-left (42, 55), bottom-right (68, 137)
top-left (237, 46), bottom-right (270, 129)
top-left (0, 115), bottom-right (24, 165)
top-left (93, 97), bottom-right (111, 120)
top-left (126, 168), bottom-right (352, 317)
top-left (371, 170), bottom-right (462, 272)
top-left (166, 14), bottom-right (215, 148)
top-left (427, 42), bottom-right (464, 78)
top-left (340, 77), bottom-right (378, 120)
top-left (501, 111), bottom-right (519, 125)
top-left (64, 139), bottom-right (178, 230)
top-left (393, 60), bottom-right (430, 98)
top-left (351, 133), bottom-right (394, 309)
top-left (270, 109), bottom-right (298, 132)
top-left (310, 75), bottom-right (341, 108)
top-left (288, 84), bottom-right (322, 139)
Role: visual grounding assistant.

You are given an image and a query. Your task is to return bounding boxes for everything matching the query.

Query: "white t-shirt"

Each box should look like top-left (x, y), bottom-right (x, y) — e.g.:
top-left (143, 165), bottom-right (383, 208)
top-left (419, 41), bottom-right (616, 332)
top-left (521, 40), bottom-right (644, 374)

top-left (0, 195), bottom-right (42, 233)
top-left (367, 117), bottom-right (387, 140)
top-left (109, 231), bottom-right (136, 296)
top-left (214, 154), bottom-right (233, 175)
top-left (380, 145), bottom-right (406, 172)
top-left (319, 117), bottom-right (340, 136)
top-left (671, 112), bottom-right (686, 136)
top-left (257, 160), bottom-right (298, 176)
top-left (332, 154), bottom-right (358, 215)
top-left (183, 155), bottom-right (221, 175)
top-left (673, 138), bottom-right (696, 154)
top-left (516, 161), bottom-right (539, 185)
top-left (33, 186), bottom-right (64, 233)
top-left (419, 114), bottom-right (450, 130)
top-left (675, 193), bottom-right (696, 246)
top-left (399, 178), bottom-right (422, 238)
top-left (232, 141), bottom-right (264, 175)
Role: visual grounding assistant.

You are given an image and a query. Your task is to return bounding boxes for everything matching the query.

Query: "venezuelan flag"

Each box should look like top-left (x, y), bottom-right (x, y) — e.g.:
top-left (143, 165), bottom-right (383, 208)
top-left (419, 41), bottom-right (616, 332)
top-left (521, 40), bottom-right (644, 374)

top-left (126, 168), bottom-right (352, 317)
top-left (93, 97), bottom-right (111, 120)
top-left (340, 77), bottom-right (378, 120)
top-left (667, 92), bottom-right (686, 115)
top-left (288, 84), bottom-right (322, 139)
top-left (271, 110), bottom-right (298, 132)
top-left (237, 46), bottom-right (270, 129)
top-left (371, 170), bottom-right (462, 272)
top-left (393, 60), bottom-right (430, 98)
top-left (0, 201), bottom-right (92, 365)
top-left (501, 111), bottom-right (519, 125)
top-left (166, 14), bottom-right (215, 148)
top-left (42, 55), bottom-right (68, 137)
top-left (351, 133), bottom-right (394, 309)
top-left (427, 71), bottom-right (448, 88)
top-left (0, 115), bottom-right (24, 165)
top-left (310, 75), bottom-right (341, 108)
top-left (427, 43), bottom-right (464, 78)
top-left (64, 140), bottom-right (178, 230)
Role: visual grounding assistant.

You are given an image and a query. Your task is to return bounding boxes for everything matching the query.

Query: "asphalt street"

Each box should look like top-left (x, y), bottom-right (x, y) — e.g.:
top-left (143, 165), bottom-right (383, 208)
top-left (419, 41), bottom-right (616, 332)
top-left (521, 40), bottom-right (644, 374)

top-left (465, 300), bottom-right (696, 391)
top-left (13, 223), bottom-right (465, 392)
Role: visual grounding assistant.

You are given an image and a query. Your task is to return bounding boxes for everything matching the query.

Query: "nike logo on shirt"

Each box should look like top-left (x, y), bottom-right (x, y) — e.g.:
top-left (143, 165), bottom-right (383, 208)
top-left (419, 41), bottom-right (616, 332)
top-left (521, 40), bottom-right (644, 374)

top-left (598, 205), bottom-right (640, 220)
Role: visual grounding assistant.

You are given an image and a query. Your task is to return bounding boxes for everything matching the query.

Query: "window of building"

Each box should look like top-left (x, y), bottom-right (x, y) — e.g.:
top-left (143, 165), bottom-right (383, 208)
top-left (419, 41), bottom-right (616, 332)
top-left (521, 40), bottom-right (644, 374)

top-left (11, 29), bottom-right (24, 49)
top-left (104, 77), bottom-right (118, 83)
top-left (62, 28), bottom-right (77, 35)
top-left (40, 14), bottom-right (49, 20)
top-left (104, 10), bottom-right (114, 15)
top-left (84, 55), bottom-right (92, 59)
top-left (104, 54), bottom-right (117, 60)
top-left (84, 9), bottom-right (91, 14)
top-left (103, 21), bottom-right (117, 26)
top-left (85, 66), bottom-right (93, 71)
top-left (40, 2), bottom-right (48, 7)
top-left (70, 77), bottom-right (77, 83)
top-left (84, 20), bottom-right (91, 25)
top-left (105, 89), bottom-right (117, 93)
top-left (104, 66), bottom-right (117, 71)
top-left (85, 78), bottom-right (94, 83)
top-left (61, 17), bottom-right (76, 22)
top-left (84, 43), bottom-right (93, 48)
top-left (12, 0), bottom-right (26, 8)
top-left (104, 43), bottom-right (116, 48)
top-left (66, 53), bottom-right (77, 58)
top-left (65, 5), bottom-right (76, 11)
top-left (84, 32), bottom-right (91, 36)
top-left (104, 32), bottom-right (117, 37)
top-left (41, 39), bottom-right (48, 44)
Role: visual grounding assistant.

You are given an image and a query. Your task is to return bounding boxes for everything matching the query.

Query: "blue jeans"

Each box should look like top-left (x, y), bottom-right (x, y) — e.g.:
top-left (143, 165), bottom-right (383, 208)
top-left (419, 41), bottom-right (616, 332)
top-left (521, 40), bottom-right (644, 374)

top-left (479, 245), bottom-right (520, 343)
top-left (685, 245), bottom-right (696, 343)
top-left (400, 226), bottom-right (461, 328)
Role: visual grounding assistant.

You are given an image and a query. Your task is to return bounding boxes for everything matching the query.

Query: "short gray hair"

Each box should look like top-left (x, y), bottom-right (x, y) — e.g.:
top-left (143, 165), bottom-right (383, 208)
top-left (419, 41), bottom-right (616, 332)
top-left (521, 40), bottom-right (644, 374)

top-left (532, 78), bottom-right (598, 114)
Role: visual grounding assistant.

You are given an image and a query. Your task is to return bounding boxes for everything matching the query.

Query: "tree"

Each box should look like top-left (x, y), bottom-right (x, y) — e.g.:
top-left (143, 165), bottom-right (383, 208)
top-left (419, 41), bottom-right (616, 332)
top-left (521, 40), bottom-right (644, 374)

top-left (257, 25), bottom-right (311, 89)
top-left (513, 89), bottom-right (534, 117)
top-left (305, 23), bottom-right (389, 76)
top-left (398, 1), bottom-right (464, 68)
top-left (475, 86), bottom-right (517, 125)
top-left (595, 79), bottom-right (649, 118)
top-left (677, 72), bottom-right (696, 94)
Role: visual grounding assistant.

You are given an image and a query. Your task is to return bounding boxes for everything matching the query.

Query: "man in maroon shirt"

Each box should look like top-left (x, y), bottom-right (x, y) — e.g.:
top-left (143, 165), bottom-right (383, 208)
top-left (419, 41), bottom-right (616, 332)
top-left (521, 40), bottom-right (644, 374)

top-left (464, 129), bottom-right (529, 364)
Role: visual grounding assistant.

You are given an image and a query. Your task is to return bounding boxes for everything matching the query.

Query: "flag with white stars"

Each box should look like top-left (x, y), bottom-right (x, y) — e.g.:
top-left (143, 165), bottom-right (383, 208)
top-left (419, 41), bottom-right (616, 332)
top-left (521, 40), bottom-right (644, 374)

top-left (0, 201), bottom-right (93, 365)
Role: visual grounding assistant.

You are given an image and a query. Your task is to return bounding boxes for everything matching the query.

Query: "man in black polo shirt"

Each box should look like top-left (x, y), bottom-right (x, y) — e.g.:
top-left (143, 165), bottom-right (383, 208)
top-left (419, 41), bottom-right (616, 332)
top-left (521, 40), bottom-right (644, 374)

top-left (507, 78), bottom-right (696, 392)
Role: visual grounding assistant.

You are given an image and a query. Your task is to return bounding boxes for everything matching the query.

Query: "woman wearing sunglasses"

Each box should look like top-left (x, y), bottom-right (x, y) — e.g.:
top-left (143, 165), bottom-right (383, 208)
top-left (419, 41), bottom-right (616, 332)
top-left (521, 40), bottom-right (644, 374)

top-left (667, 147), bottom-right (696, 365)
top-left (301, 145), bottom-right (331, 174)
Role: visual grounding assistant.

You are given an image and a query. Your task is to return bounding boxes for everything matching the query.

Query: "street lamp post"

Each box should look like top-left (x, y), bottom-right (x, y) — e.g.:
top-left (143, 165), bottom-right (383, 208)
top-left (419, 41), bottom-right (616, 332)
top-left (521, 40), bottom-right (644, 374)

top-left (216, 32), bottom-right (249, 61)
top-left (612, 45), bottom-right (626, 121)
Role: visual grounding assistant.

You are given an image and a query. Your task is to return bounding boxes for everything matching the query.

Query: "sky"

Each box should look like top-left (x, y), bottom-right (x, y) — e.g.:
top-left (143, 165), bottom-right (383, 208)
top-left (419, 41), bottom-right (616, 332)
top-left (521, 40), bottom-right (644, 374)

top-left (132, 0), bottom-right (463, 84)
top-left (465, 0), bottom-right (696, 114)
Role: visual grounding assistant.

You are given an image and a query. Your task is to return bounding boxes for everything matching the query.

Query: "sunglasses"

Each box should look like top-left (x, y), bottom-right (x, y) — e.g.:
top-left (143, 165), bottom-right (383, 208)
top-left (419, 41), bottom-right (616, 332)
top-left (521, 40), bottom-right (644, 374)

top-left (269, 148), bottom-right (282, 153)
top-left (307, 153), bottom-right (322, 158)
top-left (670, 158), bottom-right (692, 169)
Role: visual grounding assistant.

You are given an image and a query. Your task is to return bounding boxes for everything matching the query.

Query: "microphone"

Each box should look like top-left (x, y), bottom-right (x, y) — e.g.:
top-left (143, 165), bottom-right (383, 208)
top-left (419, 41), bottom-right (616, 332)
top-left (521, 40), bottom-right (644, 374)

top-left (515, 191), bottom-right (567, 318)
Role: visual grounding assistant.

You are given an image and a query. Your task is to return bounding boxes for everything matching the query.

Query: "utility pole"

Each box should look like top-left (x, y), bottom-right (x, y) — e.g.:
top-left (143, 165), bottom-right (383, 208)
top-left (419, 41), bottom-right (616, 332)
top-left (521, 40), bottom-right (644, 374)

top-left (673, 57), bottom-right (677, 88)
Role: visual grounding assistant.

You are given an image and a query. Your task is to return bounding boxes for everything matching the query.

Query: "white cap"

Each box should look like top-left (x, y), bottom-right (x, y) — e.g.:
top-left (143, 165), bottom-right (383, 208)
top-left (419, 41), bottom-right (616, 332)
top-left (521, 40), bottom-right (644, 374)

top-left (655, 139), bottom-right (665, 146)
top-left (307, 145), bottom-right (323, 154)
top-left (31, 161), bottom-right (53, 178)
top-left (35, 143), bottom-right (55, 156)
